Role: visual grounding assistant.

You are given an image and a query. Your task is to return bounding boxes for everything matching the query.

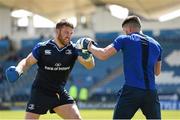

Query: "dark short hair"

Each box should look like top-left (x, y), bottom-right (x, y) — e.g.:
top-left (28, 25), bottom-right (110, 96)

top-left (122, 15), bottom-right (141, 28)
top-left (56, 19), bottom-right (74, 29)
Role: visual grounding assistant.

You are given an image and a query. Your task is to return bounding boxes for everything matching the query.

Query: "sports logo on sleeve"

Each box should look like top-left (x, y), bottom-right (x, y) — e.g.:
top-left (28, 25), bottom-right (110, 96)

top-left (44, 50), bottom-right (52, 55)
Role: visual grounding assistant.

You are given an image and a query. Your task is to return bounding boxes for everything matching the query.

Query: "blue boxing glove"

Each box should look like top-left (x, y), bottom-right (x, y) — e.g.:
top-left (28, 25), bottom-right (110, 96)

top-left (5, 66), bottom-right (22, 82)
top-left (75, 37), bottom-right (97, 50)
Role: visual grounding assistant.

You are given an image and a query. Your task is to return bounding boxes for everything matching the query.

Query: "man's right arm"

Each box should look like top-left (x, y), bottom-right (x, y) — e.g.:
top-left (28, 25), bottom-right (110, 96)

top-left (154, 61), bottom-right (161, 76)
top-left (75, 37), bottom-right (120, 60)
top-left (16, 53), bottom-right (37, 74)
top-left (88, 44), bottom-right (117, 60)
top-left (6, 53), bottom-right (37, 82)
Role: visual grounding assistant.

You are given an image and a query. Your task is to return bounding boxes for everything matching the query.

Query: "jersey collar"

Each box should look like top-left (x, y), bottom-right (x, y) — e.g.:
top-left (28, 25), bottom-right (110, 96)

top-left (50, 39), bottom-right (72, 52)
top-left (128, 32), bottom-right (140, 35)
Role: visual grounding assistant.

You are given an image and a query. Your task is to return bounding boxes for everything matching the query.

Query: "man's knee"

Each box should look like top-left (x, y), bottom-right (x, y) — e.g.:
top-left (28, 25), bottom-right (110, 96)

top-left (25, 112), bottom-right (40, 120)
top-left (53, 104), bottom-right (82, 119)
top-left (73, 113), bottom-right (82, 120)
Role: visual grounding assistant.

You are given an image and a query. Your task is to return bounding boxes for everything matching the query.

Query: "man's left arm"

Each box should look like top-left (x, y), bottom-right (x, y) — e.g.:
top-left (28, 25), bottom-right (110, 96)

top-left (155, 45), bottom-right (162, 76)
top-left (77, 50), bottom-right (95, 69)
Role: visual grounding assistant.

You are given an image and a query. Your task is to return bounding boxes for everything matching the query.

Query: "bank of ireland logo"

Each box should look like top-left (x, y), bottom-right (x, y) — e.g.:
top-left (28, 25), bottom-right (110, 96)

top-left (55, 63), bottom-right (61, 67)
top-left (45, 49), bottom-right (51, 55)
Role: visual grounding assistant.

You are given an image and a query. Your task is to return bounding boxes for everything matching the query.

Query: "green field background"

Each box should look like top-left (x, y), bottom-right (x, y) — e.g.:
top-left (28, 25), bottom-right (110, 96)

top-left (0, 109), bottom-right (180, 119)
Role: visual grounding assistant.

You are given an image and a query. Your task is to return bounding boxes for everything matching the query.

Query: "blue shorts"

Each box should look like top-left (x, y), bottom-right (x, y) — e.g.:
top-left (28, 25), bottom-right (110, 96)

top-left (113, 85), bottom-right (161, 119)
top-left (26, 88), bottom-right (74, 114)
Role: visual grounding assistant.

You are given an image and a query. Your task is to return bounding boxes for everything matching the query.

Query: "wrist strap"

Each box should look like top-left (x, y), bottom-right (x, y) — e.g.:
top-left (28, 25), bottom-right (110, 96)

top-left (84, 54), bottom-right (94, 62)
top-left (15, 67), bottom-right (23, 75)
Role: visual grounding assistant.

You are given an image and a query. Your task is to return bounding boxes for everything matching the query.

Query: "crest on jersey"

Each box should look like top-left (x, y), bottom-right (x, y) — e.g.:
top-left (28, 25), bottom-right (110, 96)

top-left (45, 49), bottom-right (51, 55)
top-left (28, 104), bottom-right (35, 110)
top-left (65, 49), bottom-right (72, 55)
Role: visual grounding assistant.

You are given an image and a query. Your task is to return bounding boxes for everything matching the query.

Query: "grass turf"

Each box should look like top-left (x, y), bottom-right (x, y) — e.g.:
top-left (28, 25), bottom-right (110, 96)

top-left (0, 109), bottom-right (179, 119)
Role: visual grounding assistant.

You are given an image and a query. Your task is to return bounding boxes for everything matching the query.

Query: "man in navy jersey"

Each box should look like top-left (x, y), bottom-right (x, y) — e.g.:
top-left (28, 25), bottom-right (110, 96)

top-left (76, 15), bottom-right (162, 119)
top-left (5, 19), bottom-right (95, 120)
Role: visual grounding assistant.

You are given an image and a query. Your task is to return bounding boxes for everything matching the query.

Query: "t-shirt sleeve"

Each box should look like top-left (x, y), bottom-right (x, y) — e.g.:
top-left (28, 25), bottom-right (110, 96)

top-left (32, 43), bottom-right (41, 60)
top-left (111, 35), bottom-right (125, 52)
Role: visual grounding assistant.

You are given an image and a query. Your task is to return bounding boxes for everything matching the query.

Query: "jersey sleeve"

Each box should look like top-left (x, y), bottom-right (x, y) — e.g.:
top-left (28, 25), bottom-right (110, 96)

top-left (32, 43), bottom-right (41, 60)
top-left (111, 35), bottom-right (125, 52)
top-left (72, 42), bottom-right (80, 57)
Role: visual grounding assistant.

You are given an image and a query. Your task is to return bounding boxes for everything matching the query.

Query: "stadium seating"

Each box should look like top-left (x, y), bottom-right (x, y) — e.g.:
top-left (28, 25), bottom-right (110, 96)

top-left (159, 29), bottom-right (180, 39)
top-left (143, 30), bottom-right (153, 37)
top-left (95, 32), bottom-right (119, 41)
top-left (18, 38), bottom-right (42, 58)
top-left (0, 40), bottom-right (10, 56)
top-left (1, 31), bottom-right (180, 103)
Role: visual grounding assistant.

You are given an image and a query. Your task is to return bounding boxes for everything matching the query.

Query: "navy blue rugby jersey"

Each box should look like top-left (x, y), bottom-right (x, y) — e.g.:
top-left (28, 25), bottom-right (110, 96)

top-left (112, 32), bottom-right (162, 90)
top-left (32, 39), bottom-right (78, 92)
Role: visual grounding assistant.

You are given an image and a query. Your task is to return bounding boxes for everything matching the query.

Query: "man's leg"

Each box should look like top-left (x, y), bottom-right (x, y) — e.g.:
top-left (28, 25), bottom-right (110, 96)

top-left (53, 103), bottom-right (82, 120)
top-left (25, 112), bottom-right (40, 120)
top-left (25, 89), bottom-right (49, 119)
top-left (113, 86), bottom-right (143, 119)
top-left (113, 96), bottom-right (139, 119)
top-left (140, 90), bottom-right (161, 119)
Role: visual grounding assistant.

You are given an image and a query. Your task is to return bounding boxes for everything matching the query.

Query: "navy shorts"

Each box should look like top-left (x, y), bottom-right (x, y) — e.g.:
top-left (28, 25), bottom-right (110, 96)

top-left (26, 88), bottom-right (75, 114)
top-left (113, 85), bottom-right (161, 119)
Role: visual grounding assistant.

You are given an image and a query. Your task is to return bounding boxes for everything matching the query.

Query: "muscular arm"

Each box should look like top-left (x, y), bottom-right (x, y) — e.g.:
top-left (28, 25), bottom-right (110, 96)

top-left (154, 61), bottom-right (161, 76)
top-left (77, 56), bottom-right (95, 69)
top-left (88, 44), bottom-right (117, 60)
top-left (16, 53), bottom-right (37, 73)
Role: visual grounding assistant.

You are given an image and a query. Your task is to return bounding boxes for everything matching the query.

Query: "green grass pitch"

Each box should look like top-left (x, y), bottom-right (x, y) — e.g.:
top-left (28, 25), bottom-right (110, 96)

top-left (0, 109), bottom-right (180, 119)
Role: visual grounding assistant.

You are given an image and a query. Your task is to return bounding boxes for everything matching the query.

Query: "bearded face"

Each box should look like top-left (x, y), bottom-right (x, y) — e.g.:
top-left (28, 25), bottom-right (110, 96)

top-left (56, 26), bottom-right (74, 46)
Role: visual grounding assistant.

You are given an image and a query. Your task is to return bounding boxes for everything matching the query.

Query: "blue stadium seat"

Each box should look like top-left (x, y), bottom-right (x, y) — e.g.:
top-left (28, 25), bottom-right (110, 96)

top-left (0, 40), bottom-right (10, 55)
top-left (18, 38), bottom-right (42, 57)
top-left (143, 30), bottom-right (153, 37)
top-left (159, 29), bottom-right (180, 39)
top-left (21, 38), bottom-right (42, 49)
top-left (95, 32), bottom-right (119, 41)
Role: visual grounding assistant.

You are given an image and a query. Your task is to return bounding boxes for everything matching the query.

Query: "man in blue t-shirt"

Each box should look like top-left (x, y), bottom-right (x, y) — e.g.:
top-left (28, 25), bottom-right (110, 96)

top-left (76, 15), bottom-right (162, 119)
top-left (6, 20), bottom-right (95, 120)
